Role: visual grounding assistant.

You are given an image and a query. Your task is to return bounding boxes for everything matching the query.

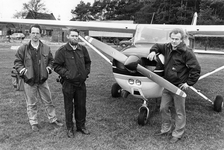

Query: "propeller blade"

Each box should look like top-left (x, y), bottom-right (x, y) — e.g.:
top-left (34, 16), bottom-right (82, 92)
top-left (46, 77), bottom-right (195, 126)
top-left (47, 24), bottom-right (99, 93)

top-left (137, 65), bottom-right (186, 97)
top-left (85, 36), bottom-right (186, 98)
top-left (85, 36), bottom-right (127, 63)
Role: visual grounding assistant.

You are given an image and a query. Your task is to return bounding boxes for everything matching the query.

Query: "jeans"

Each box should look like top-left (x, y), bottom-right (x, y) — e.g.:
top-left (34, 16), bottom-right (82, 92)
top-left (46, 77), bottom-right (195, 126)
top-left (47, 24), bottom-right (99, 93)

top-left (160, 88), bottom-right (186, 138)
top-left (62, 81), bottom-right (87, 130)
top-left (23, 81), bottom-right (57, 125)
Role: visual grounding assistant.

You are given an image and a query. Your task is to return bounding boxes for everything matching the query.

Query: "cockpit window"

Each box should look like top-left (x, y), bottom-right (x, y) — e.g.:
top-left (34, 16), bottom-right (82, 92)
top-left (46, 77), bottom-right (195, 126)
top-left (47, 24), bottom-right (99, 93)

top-left (134, 25), bottom-right (171, 44)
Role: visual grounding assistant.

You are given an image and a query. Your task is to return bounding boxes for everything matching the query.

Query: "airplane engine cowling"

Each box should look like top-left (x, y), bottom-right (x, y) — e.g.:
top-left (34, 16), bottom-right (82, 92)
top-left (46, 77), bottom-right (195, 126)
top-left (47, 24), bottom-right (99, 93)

top-left (124, 55), bottom-right (142, 72)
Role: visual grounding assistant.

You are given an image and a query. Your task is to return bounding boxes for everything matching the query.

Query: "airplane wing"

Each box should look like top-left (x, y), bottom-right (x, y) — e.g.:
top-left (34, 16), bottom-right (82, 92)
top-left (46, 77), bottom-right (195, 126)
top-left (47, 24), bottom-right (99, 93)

top-left (187, 12), bottom-right (224, 37)
top-left (0, 17), bottom-right (223, 97)
top-left (1, 17), bottom-right (224, 37)
top-left (186, 25), bottom-right (224, 37)
top-left (185, 25), bottom-right (224, 55)
top-left (0, 18), bottom-right (136, 33)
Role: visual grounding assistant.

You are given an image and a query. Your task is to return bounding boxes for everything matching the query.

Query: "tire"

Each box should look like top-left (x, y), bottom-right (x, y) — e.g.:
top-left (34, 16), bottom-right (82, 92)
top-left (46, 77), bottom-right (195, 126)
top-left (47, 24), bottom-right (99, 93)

top-left (111, 83), bottom-right (121, 97)
top-left (214, 95), bottom-right (223, 112)
top-left (138, 107), bottom-right (148, 126)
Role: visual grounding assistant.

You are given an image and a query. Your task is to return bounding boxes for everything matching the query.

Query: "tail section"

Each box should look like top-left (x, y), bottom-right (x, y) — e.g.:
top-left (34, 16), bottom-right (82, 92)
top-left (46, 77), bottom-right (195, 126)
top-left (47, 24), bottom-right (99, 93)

top-left (191, 12), bottom-right (198, 25)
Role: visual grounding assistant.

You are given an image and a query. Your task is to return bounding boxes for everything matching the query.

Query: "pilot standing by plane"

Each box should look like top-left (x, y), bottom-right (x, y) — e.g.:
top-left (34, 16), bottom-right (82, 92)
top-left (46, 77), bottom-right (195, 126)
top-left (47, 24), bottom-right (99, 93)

top-left (53, 29), bottom-right (91, 138)
top-left (147, 28), bottom-right (201, 143)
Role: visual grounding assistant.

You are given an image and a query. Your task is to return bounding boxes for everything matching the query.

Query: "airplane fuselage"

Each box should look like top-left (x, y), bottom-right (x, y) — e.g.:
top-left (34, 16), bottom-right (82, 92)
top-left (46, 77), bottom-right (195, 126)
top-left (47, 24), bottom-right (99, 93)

top-left (112, 44), bottom-right (164, 99)
top-left (111, 25), bottom-right (190, 100)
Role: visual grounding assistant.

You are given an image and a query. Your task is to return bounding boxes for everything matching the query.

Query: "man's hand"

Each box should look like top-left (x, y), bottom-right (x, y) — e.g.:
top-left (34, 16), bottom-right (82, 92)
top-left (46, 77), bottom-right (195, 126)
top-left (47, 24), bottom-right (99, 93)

top-left (147, 52), bottom-right (156, 61)
top-left (179, 83), bottom-right (189, 91)
top-left (46, 66), bottom-right (52, 74)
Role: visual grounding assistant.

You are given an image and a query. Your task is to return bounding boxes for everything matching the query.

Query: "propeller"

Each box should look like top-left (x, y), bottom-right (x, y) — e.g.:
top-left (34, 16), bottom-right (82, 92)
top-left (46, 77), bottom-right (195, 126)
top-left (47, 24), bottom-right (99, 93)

top-left (85, 36), bottom-right (186, 98)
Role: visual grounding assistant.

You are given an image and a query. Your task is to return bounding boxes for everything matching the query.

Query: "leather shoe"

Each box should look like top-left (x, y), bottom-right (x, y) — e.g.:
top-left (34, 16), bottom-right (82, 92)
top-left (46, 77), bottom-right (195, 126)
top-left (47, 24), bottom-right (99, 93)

top-left (67, 129), bottom-right (74, 138)
top-left (31, 124), bottom-right (40, 132)
top-left (154, 130), bottom-right (171, 136)
top-left (51, 120), bottom-right (63, 127)
top-left (169, 136), bottom-right (181, 143)
top-left (77, 128), bottom-right (90, 135)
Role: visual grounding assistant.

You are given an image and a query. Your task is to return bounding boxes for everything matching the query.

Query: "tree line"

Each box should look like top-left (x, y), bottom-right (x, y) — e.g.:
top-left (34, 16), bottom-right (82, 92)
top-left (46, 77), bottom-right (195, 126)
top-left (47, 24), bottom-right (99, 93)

top-left (72, 0), bottom-right (224, 49)
top-left (13, 0), bottom-right (224, 48)
top-left (72, 0), bottom-right (224, 25)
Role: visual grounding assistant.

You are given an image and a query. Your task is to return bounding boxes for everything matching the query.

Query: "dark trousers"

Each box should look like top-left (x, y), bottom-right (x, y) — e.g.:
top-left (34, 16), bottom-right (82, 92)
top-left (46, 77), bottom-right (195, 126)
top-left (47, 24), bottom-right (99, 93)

top-left (62, 81), bottom-right (87, 130)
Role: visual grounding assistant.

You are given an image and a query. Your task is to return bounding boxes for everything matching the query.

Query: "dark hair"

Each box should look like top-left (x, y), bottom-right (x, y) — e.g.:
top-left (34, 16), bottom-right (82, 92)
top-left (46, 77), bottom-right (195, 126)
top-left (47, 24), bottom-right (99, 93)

top-left (169, 28), bottom-right (185, 40)
top-left (29, 24), bottom-right (42, 33)
top-left (68, 28), bottom-right (79, 34)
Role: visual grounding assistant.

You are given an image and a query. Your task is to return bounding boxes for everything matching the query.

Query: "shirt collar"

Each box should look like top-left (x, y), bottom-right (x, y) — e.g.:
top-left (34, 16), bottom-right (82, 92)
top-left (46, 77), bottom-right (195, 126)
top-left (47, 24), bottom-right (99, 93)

top-left (69, 43), bottom-right (78, 51)
top-left (28, 40), bottom-right (42, 50)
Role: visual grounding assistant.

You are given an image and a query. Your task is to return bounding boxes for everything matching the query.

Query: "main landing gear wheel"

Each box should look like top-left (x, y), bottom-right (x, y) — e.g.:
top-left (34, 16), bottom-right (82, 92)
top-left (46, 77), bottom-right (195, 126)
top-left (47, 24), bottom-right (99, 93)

top-left (111, 83), bottom-right (121, 97)
top-left (138, 107), bottom-right (149, 126)
top-left (214, 95), bottom-right (223, 112)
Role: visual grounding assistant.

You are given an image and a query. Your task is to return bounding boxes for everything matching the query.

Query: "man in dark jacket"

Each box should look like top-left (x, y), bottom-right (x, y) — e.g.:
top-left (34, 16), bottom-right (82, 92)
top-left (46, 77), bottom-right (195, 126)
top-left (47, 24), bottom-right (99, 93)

top-left (14, 24), bottom-right (63, 132)
top-left (53, 29), bottom-right (91, 138)
top-left (147, 28), bottom-right (201, 143)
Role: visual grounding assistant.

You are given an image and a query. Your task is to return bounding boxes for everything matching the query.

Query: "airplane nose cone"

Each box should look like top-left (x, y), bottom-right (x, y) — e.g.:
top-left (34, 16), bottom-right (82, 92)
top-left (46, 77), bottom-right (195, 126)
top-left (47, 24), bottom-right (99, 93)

top-left (124, 55), bottom-right (142, 71)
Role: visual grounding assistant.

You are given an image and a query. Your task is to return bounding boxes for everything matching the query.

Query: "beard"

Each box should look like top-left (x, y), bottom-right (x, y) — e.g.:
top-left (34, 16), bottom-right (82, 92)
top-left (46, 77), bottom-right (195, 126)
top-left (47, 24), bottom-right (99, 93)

top-left (69, 40), bottom-right (78, 46)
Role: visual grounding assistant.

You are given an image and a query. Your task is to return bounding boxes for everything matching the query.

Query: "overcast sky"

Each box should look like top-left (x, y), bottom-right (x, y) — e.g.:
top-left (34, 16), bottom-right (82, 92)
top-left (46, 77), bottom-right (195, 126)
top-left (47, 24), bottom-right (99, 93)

top-left (0, 0), bottom-right (94, 20)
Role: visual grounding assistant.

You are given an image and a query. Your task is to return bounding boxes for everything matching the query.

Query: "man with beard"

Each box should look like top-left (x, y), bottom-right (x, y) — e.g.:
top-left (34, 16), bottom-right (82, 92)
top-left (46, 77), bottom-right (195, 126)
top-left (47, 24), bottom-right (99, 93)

top-left (147, 28), bottom-right (201, 143)
top-left (53, 29), bottom-right (91, 138)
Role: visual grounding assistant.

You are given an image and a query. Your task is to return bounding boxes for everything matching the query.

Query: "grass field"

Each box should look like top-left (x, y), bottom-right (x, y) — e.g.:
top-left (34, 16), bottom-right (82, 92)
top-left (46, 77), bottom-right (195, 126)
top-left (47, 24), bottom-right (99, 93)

top-left (0, 40), bottom-right (224, 150)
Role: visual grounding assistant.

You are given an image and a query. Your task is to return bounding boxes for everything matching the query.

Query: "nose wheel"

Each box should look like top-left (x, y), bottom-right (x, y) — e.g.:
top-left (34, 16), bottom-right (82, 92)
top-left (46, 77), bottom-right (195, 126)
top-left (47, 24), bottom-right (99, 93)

top-left (138, 106), bottom-right (149, 125)
top-left (138, 99), bottom-right (149, 126)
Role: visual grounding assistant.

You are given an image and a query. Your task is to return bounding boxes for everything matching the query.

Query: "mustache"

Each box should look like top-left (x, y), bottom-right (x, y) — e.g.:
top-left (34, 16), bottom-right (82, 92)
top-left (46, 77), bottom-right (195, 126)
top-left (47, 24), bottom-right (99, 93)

top-left (70, 42), bottom-right (78, 46)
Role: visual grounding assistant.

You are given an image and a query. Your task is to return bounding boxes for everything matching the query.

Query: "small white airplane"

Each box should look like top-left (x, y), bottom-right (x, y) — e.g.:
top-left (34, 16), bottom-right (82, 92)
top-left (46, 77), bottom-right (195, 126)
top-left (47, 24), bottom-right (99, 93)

top-left (1, 12), bottom-right (224, 125)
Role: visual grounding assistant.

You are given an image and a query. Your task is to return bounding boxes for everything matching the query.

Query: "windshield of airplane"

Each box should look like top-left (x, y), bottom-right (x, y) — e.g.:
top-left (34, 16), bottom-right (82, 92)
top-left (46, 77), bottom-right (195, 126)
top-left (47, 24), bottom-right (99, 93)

top-left (134, 25), bottom-right (172, 44)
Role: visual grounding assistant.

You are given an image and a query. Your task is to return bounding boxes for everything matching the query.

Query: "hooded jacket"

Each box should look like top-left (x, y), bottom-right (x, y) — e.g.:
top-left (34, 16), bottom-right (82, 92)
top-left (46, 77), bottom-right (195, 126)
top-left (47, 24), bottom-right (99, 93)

top-left (150, 42), bottom-right (201, 86)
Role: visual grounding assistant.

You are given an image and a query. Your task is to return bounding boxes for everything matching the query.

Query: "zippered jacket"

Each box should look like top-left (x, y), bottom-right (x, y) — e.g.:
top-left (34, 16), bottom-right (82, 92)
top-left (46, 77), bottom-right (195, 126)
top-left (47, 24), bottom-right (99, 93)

top-left (14, 41), bottom-right (53, 85)
top-left (53, 43), bottom-right (91, 84)
top-left (150, 42), bottom-right (201, 86)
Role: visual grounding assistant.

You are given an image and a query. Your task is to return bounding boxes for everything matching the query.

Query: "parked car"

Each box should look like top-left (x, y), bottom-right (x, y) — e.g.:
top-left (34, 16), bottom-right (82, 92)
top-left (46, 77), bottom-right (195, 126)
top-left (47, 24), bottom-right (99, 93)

top-left (10, 33), bottom-right (25, 40)
top-left (119, 38), bottom-right (133, 48)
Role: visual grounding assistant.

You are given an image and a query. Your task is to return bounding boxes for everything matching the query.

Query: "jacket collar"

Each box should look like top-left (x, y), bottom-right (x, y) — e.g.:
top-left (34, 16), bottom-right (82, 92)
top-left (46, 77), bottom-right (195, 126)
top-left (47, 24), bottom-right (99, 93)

top-left (28, 40), bottom-right (43, 49)
top-left (65, 42), bottom-right (82, 51)
top-left (167, 42), bottom-right (187, 53)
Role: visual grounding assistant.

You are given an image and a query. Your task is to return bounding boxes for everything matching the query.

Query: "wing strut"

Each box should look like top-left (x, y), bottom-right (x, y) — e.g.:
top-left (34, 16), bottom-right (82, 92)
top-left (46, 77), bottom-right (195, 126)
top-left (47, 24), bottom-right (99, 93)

top-left (189, 65), bottom-right (224, 103)
top-left (199, 65), bottom-right (224, 80)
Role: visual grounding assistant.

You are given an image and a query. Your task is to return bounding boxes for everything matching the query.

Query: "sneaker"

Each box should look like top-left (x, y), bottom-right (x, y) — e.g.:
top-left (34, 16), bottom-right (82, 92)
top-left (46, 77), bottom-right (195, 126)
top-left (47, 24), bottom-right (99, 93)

top-left (51, 120), bottom-right (63, 127)
top-left (31, 124), bottom-right (39, 132)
